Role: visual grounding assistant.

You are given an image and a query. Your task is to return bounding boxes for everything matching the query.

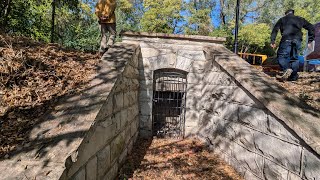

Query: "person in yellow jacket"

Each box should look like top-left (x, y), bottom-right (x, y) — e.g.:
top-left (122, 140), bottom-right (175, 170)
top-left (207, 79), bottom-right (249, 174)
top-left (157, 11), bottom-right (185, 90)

top-left (95, 0), bottom-right (117, 55)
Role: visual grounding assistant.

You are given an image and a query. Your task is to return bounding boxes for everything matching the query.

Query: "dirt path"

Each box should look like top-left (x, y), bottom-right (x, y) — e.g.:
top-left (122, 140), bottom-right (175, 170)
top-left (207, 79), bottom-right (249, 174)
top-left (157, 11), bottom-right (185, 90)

top-left (119, 137), bottom-right (243, 180)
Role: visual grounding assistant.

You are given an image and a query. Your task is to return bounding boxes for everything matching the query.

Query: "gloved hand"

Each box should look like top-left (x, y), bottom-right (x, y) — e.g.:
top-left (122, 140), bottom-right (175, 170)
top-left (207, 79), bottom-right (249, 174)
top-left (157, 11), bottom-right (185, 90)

top-left (100, 16), bottom-right (109, 21)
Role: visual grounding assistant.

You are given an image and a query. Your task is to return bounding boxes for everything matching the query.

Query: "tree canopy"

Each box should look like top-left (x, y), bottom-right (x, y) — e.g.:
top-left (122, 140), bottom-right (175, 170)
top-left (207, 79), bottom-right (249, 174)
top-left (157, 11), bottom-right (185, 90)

top-left (1, 0), bottom-right (319, 54)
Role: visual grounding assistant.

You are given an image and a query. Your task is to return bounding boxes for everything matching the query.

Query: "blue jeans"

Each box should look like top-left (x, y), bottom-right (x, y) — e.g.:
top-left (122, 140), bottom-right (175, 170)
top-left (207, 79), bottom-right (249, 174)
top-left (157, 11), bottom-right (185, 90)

top-left (277, 39), bottom-right (301, 79)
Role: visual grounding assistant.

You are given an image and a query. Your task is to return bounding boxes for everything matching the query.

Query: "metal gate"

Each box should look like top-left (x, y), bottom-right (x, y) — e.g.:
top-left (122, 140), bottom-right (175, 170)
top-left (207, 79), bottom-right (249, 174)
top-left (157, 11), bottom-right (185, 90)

top-left (152, 69), bottom-right (187, 138)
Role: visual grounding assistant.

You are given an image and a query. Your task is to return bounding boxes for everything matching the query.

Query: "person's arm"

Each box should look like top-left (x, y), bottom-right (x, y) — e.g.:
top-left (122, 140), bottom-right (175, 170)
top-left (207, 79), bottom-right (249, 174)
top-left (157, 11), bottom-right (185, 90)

top-left (302, 18), bottom-right (315, 43)
top-left (271, 19), bottom-right (281, 44)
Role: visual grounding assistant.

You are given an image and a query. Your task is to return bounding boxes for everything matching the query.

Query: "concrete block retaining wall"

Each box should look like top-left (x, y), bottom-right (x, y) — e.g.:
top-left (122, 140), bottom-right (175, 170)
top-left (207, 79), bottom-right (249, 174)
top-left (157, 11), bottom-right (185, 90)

top-left (200, 46), bottom-right (320, 180)
top-left (60, 44), bottom-right (141, 180)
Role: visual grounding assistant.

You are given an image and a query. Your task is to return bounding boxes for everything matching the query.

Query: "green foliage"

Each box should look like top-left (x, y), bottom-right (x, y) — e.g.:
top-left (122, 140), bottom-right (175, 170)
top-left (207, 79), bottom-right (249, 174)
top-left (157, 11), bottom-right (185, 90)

top-left (140, 0), bottom-right (183, 33)
top-left (185, 1), bottom-right (214, 36)
top-left (1, 0), bottom-right (319, 54)
top-left (55, 3), bottom-right (100, 51)
top-left (116, 0), bottom-right (143, 33)
top-left (0, 0), bottom-right (52, 41)
top-left (238, 23), bottom-right (271, 53)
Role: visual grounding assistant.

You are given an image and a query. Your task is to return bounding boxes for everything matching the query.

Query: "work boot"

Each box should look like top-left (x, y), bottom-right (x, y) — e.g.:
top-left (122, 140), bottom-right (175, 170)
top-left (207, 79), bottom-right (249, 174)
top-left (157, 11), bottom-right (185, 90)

top-left (288, 74), bottom-right (299, 81)
top-left (276, 69), bottom-right (293, 81)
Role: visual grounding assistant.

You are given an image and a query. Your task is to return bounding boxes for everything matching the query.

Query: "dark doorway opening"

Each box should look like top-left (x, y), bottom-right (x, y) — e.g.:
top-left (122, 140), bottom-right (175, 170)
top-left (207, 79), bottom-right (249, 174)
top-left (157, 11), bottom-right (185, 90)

top-left (152, 69), bottom-right (187, 138)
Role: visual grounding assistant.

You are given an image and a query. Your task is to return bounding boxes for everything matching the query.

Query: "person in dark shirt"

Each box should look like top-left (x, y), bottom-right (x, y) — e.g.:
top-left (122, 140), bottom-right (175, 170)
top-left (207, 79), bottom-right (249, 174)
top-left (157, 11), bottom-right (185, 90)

top-left (271, 9), bottom-right (315, 81)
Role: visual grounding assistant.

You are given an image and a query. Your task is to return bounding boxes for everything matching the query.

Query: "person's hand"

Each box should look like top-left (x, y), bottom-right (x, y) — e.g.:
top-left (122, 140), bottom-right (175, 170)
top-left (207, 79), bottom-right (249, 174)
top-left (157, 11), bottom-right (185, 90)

top-left (307, 42), bottom-right (313, 50)
top-left (100, 15), bottom-right (109, 21)
top-left (270, 43), bottom-right (276, 49)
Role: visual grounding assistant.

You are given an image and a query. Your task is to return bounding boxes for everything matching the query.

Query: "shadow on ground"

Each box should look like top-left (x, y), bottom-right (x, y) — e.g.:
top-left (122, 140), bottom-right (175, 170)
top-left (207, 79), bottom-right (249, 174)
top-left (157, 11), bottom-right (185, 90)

top-left (118, 136), bottom-right (243, 180)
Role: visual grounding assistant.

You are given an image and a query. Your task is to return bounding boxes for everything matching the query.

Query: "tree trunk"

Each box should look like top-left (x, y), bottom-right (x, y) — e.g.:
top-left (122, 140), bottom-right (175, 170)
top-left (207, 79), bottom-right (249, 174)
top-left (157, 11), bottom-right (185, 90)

top-left (51, 0), bottom-right (56, 43)
top-left (219, 0), bottom-right (226, 26)
top-left (0, 0), bottom-right (12, 31)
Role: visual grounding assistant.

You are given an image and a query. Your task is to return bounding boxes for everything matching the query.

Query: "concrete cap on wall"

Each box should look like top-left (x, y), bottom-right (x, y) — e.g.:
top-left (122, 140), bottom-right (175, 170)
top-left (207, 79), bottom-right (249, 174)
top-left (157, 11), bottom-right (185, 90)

top-left (121, 31), bottom-right (226, 44)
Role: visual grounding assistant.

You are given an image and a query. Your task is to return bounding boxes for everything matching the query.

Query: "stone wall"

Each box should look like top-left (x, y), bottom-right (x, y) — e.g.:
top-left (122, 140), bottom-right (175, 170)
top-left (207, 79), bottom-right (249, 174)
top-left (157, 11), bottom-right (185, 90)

top-left (122, 33), bottom-right (226, 137)
top-left (199, 46), bottom-right (320, 180)
top-left (122, 33), bottom-right (320, 180)
top-left (60, 44), bottom-right (140, 180)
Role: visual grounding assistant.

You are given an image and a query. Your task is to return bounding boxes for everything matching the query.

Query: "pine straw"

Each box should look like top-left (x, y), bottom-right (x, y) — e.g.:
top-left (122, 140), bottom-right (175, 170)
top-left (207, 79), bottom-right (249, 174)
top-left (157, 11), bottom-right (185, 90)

top-left (275, 72), bottom-right (320, 111)
top-left (0, 34), bottom-right (99, 157)
top-left (119, 137), bottom-right (244, 180)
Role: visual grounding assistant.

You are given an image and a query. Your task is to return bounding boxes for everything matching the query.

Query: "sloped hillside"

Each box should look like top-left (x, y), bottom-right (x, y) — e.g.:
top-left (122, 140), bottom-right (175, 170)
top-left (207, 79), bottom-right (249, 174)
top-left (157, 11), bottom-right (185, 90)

top-left (0, 34), bottom-right (99, 157)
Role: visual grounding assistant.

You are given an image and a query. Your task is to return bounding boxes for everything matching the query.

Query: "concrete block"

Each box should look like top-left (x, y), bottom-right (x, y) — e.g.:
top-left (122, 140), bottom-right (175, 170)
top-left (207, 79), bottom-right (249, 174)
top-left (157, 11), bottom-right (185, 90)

top-left (177, 50), bottom-right (206, 61)
top-left (244, 170), bottom-right (263, 180)
top-left (133, 103), bottom-right (139, 118)
top-left (254, 132), bottom-right (301, 173)
top-left (210, 135), bottom-right (233, 157)
top-left (127, 78), bottom-right (139, 91)
top-left (185, 126), bottom-right (198, 136)
top-left (123, 92), bottom-right (130, 108)
top-left (96, 98), bottom-right (113, 121)
top-left (187, 73), bottom-right (204, 84)
top-left (210, 100), bottom-right (238, 121)
top-left (267, 114), bottom-right (300, 144)
top-left (112, 112), bottom-right (121, 133)
top-left (131, 117), bottom-right (139, 137)
top-left (139, 90), bottom-right (153, 101)
top-left (140, 115), bottom-right (152, 130)
top-left (120, 109), bottom-right (128, 130)
top-left (86, 156), bottom-right (97, 180)
top-left (68, 122), bottom-right (116, 177)
top-left (140, 101), bottom-right (152, 116)
top-left (98, 116), bottom-right (113, 129)
top-left (186, 84), bottom-right (205, 110)
top-left (190, 60), bottom-right (213, 73)
top-left (287, 172), bottom-right (302, 180)
top-left (118, 148), bottom-right (128, 166)
top-left (141, 48), bottom-right (168, 58)
top-left (128, 91), bottom-right (138, 106)
top-left (175, 56), bottom-right (193, 72)
top-left (203, 85), bottom-right (257, 106)
top-left (127, 104), bottom-right (139, 123)
top-left (123, 65), bottom-right (139, 79)
top-left (233, 143), bottom-right (264, 176)
top-left (238, 105), bottom-right (267, 130)
top-left (97, 145), bottom-right (111, 179)
top-left (123, 124), bottom-right (130, 143)
top-left (113, 77), bottom-right (125, 93)
top-left (149, 53), bottom-right (177, 70)
top-left (127, 140), bottom-right (134, 155)
top-left (263, 159), bottom-right (288, 180)
top-left (110, 133), bottom-right (125, 163)
top-left (303, 150), bottom-right (320, 180)
top-left (139, 69), bottom-right (153, 80)
top-left (237, 125), bottom-right (255, 151)
top-left (113, 92), bottom-right (124, 112)
top-left (210, 63), bottom-right (222, 72)
top-left (203, 71), bottom-right (235, 86)
top-left (73, 167), bottom-right (85, 180)
top-left (103, 162), bottom-right (118, 180)
top-left (185, 109), bottom-right (200, 126)
top-left (139, 79), bottom-right (153, 91)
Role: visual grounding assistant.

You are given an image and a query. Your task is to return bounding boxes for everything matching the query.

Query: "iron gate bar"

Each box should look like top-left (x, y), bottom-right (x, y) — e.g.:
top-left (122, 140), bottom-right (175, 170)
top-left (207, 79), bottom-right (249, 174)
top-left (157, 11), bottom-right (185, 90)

top-left (152, 68), bottom-right (187, 138)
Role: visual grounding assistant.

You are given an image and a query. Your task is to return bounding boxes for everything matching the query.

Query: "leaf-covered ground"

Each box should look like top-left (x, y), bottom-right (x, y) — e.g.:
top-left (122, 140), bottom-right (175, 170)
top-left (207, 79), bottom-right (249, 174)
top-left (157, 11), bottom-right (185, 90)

top-left (261, 64), bottom-right (320, 111)
top-left (119, 137), bottom-right (244, 180)
top-left (275, 72), bottom-right (320, 111)
top-left (0, 34), bottom-right (99, 157)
